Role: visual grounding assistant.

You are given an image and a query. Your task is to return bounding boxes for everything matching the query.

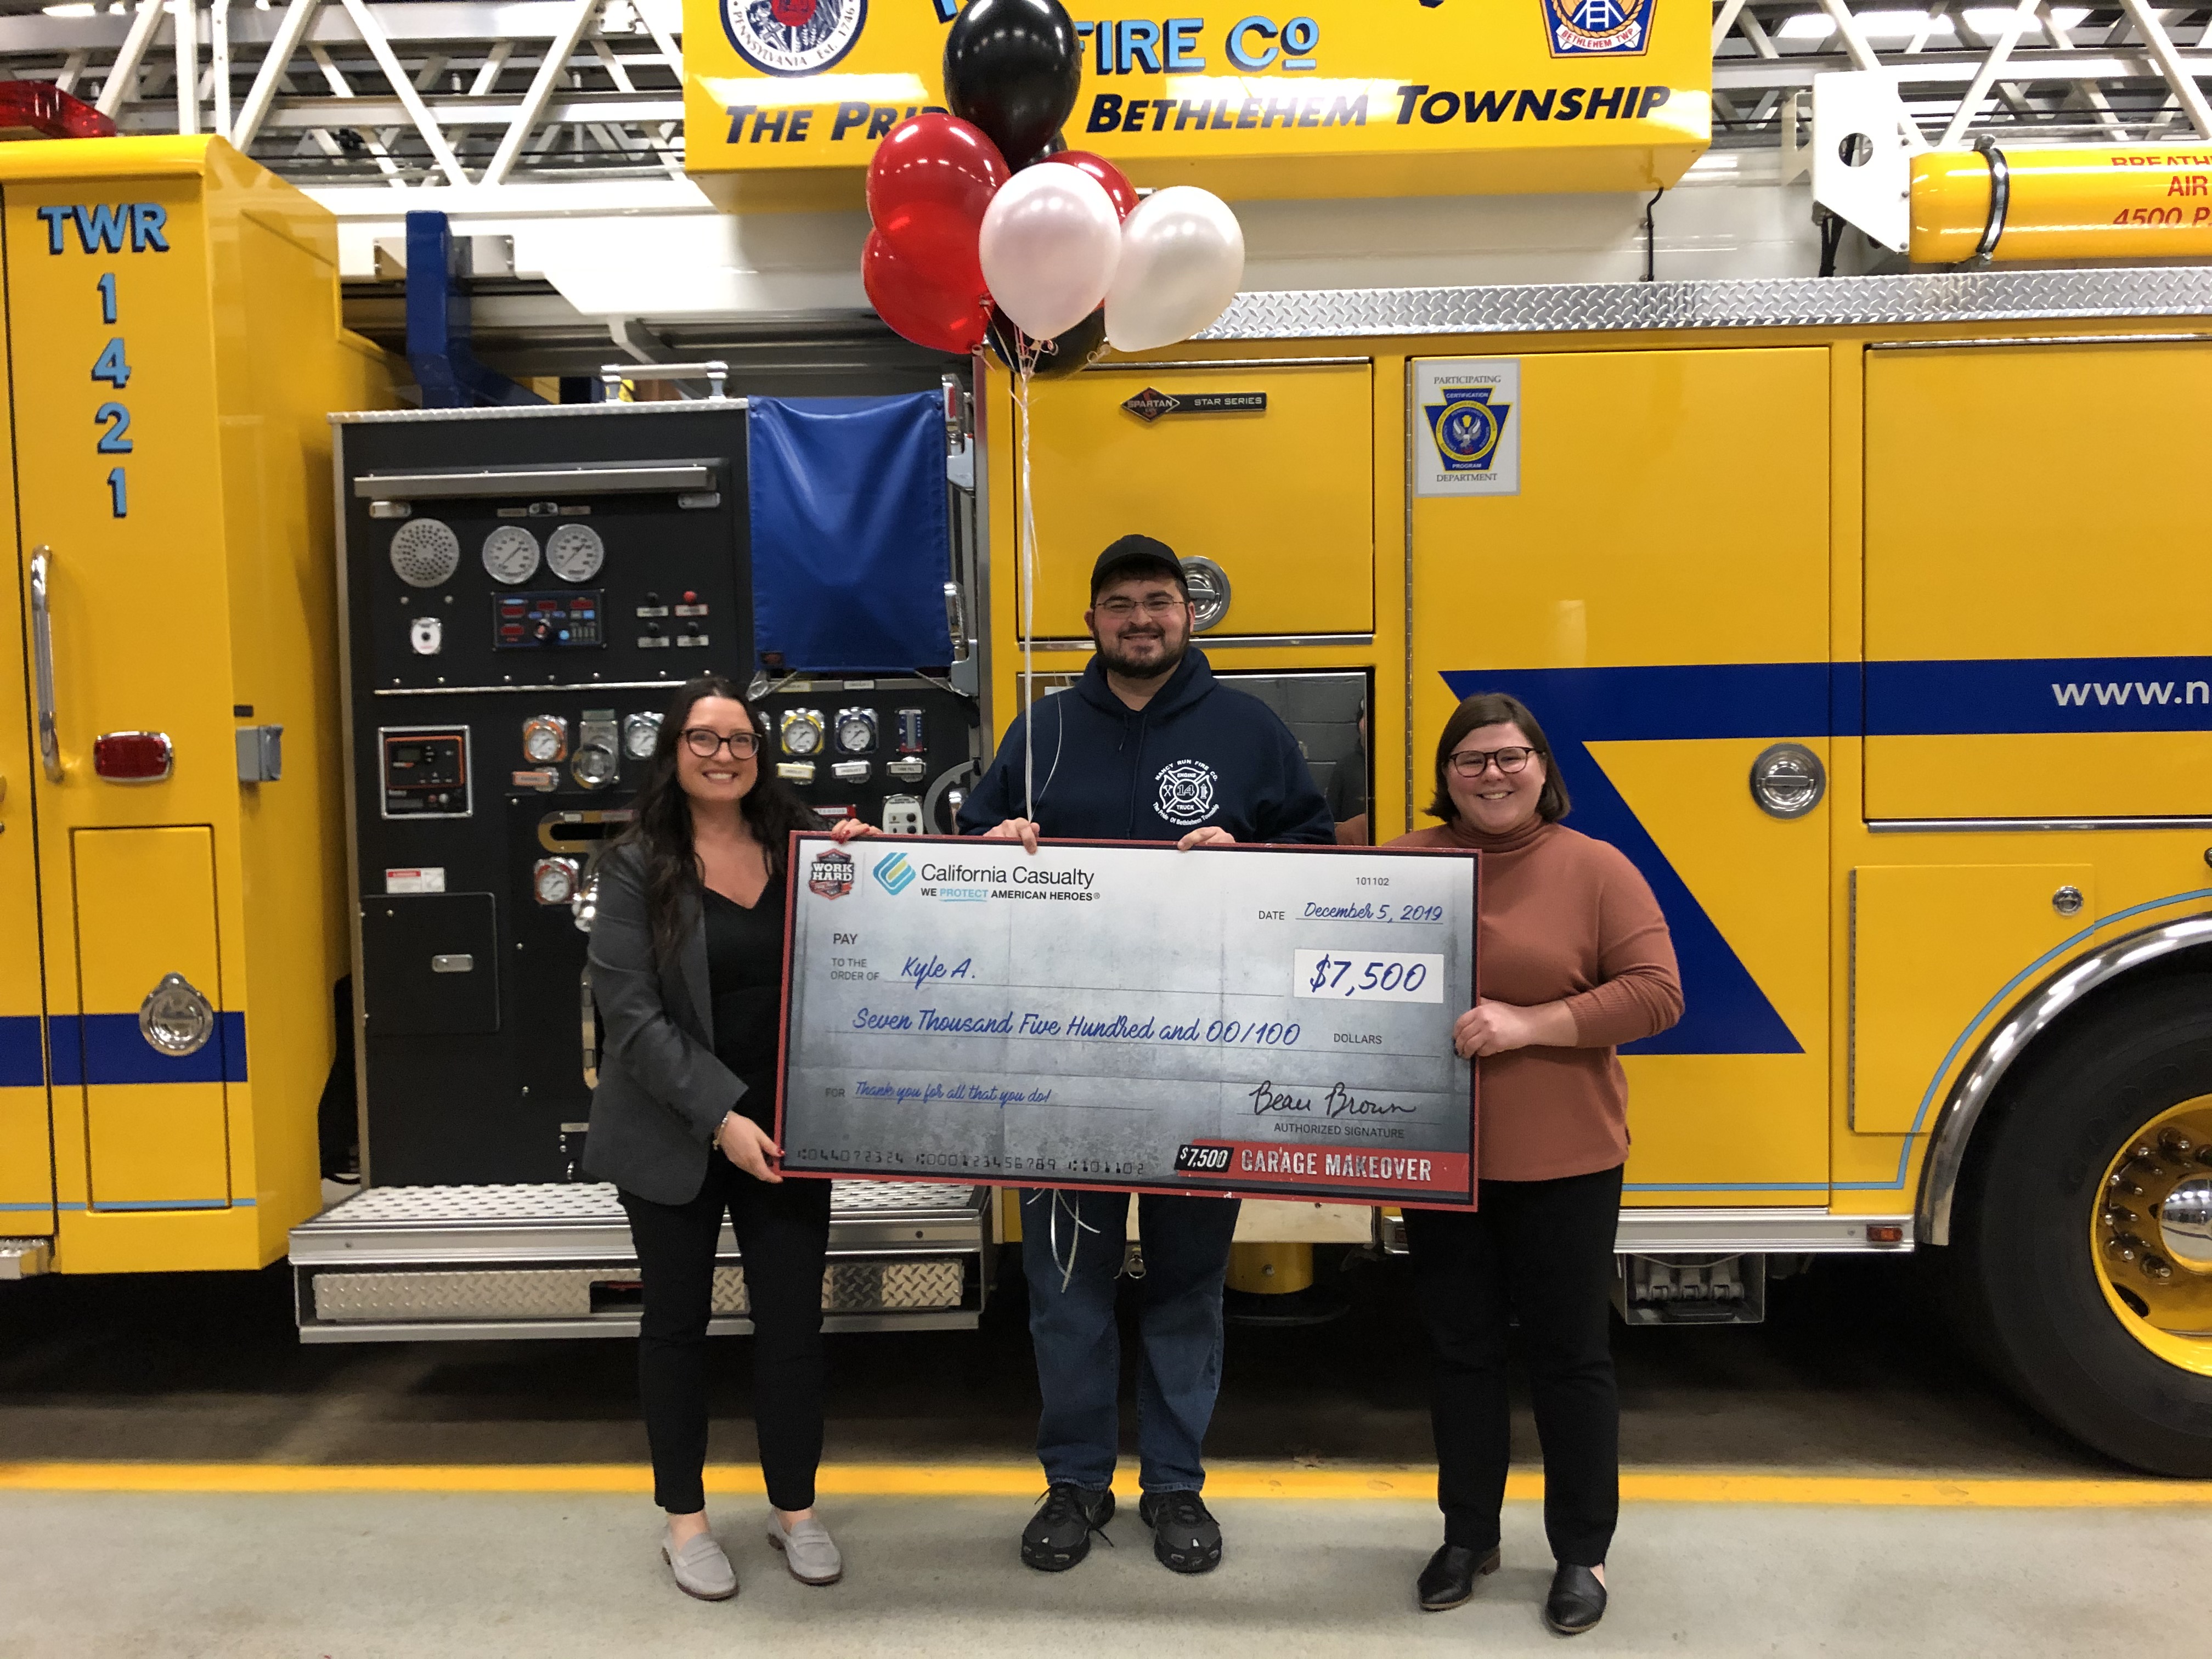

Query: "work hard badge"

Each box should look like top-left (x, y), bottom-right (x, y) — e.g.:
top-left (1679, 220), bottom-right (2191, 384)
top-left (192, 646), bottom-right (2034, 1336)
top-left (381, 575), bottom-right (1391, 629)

top-left (1414, 359), bottom-right (1522, 498)
top-left (808, 848), bottom-right (856, 899)
top-left (721, 0), bottom-right (866, 77)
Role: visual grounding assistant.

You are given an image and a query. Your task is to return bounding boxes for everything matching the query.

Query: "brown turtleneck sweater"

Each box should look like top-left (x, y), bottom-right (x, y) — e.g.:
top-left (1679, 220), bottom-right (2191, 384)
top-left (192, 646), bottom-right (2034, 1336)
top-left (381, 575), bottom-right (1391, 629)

top-left (1391, 817), bottom-right (1682, 1182)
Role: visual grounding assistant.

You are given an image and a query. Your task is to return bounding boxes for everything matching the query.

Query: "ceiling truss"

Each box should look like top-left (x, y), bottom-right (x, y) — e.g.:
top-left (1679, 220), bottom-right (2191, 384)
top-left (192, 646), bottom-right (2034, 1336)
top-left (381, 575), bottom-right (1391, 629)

top-left (0, 2), bottom-right (2207, 189)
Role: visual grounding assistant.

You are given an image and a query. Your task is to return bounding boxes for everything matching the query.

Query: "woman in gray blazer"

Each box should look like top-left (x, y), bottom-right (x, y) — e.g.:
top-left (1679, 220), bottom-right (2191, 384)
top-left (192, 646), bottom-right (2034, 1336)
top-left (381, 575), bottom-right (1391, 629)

top-left (586, 672), bottom-right (869, 1601)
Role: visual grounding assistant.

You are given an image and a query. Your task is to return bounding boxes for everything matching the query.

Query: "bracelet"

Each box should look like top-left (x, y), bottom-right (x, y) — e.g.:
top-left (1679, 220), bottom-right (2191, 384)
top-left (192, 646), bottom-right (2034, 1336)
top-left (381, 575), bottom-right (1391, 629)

top-left (714, 1111), bottom-right (735, 1146)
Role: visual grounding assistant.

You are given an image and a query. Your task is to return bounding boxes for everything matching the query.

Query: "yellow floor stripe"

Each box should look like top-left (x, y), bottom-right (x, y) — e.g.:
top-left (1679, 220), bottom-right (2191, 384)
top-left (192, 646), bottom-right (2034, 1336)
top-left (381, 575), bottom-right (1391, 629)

top-left (2, 1462), bottom-right (2210, 1508)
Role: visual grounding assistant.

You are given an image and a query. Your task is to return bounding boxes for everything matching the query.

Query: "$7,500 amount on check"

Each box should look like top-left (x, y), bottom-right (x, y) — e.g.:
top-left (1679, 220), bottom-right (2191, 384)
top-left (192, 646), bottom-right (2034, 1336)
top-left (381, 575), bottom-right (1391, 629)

top-left (777, 837), bottom-right (1480, 1208)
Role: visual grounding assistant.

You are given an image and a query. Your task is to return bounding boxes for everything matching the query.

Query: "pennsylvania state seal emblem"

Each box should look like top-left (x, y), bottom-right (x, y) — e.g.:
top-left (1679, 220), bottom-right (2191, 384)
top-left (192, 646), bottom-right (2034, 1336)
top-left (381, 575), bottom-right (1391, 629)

top-left (722, 0), bottom-right (867, 77)
top-left (1541, 0), bottom-right (1654, 58)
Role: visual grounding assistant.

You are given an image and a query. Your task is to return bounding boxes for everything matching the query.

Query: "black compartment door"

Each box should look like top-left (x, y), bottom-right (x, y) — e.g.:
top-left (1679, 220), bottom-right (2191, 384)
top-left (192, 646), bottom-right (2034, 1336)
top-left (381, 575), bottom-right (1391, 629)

top-left (362, 894), bottom-right (501, 1036)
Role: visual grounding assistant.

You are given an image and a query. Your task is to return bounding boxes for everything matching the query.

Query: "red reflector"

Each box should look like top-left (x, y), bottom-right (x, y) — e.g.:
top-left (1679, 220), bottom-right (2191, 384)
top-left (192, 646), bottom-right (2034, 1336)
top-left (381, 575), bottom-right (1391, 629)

top-left (0, 81), bottom-right (119, 142)
top-left (1866, 1224), bottom-right (1905, 1244)
top-left (93, 731), bottom-right (173, 781)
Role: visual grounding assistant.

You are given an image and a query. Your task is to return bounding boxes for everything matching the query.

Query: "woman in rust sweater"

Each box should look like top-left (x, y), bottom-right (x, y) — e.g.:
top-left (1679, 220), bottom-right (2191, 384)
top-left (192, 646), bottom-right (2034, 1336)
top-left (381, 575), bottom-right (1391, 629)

top-left (1392, 691), bottom-right (1681, 1637)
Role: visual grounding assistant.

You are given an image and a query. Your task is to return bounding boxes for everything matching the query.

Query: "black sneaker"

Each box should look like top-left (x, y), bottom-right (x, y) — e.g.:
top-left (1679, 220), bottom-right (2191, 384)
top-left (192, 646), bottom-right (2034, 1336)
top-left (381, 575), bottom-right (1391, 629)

top-left (1138, 1489), bottom-right (1222, 1573)
top-left (1021, 1483), bottom-right (1115, 1571)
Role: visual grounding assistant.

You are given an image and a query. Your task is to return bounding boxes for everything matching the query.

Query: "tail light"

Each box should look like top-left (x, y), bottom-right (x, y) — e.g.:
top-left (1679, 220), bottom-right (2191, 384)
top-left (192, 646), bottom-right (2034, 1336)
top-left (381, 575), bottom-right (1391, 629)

top-left (0, 82), bottom-right (119, 143)
top-left (93, 731), bottom-right (173, 782)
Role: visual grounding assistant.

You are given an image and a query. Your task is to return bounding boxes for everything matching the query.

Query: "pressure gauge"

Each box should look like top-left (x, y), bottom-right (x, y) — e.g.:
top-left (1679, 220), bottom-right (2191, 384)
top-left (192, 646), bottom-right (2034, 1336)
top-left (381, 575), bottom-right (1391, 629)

top-left (834, 708), bottom-right (878, 755)
top-left (545, 523), bottom-right (605, 583)
top-left (572, 742), bottom-right (619, 791)
top-left (780, 708), bottom-right (825, 758)
top-left (521, 715), bottom-right (569, 765)
top-left (532, 856), bottom-right (580, 907)
top-left (390, 518), bottom-right (460, 588)
top-left (622, 712), bottom-right (662, 760)
top-left (481, 525), bottom-right (540, 585)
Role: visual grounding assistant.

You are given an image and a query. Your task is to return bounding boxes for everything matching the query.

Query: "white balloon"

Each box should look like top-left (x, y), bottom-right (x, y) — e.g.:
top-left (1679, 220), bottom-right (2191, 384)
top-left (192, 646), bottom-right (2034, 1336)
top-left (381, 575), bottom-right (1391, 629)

top-left (978, 164), bottom-right (1122, 345)
top-left (1104, 187), bottom-right (1246, 353)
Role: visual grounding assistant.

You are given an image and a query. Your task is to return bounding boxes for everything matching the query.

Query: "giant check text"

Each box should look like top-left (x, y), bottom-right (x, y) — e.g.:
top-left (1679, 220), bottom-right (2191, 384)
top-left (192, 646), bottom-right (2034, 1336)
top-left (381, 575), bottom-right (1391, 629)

top-left (777, 837), bottom-right (1479, 1207)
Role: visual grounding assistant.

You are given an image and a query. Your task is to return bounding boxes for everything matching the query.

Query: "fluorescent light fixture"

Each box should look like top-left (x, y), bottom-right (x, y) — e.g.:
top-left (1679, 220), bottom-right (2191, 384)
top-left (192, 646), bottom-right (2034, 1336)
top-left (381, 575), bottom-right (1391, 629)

top-left (698, 73), bottom-right (932, 111)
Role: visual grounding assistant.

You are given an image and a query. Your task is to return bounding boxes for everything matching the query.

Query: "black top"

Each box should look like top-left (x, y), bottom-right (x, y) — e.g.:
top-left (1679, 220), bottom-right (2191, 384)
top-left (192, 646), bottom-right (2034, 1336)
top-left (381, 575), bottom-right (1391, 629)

top-left (703, 879), bottom-right (787, 1130)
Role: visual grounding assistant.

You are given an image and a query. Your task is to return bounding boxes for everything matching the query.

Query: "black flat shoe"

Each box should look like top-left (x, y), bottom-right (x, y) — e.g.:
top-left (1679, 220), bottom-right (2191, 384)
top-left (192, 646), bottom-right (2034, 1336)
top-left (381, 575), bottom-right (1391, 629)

top-left (1417, 1542), bottom-right (1501, 1611)
top-left (1543, 1563), bottom-right (1607, 1636)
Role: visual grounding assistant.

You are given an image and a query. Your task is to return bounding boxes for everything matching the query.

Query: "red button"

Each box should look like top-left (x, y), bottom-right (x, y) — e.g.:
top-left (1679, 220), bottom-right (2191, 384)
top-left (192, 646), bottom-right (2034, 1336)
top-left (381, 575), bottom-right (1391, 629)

top-left (682, 591), bottom-right (698, 604)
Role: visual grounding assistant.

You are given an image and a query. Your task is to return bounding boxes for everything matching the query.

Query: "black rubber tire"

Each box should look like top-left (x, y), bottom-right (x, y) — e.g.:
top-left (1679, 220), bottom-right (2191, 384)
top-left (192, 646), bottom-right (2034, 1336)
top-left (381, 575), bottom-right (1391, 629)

top-left (1952, 975), bottom-right (2212, 1476)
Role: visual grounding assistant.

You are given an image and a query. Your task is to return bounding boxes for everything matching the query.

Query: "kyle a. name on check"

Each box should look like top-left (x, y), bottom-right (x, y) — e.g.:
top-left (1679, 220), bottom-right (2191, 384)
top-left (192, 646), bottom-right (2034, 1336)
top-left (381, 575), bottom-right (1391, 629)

top-left (775, 835), bottom-right (1480, 1210)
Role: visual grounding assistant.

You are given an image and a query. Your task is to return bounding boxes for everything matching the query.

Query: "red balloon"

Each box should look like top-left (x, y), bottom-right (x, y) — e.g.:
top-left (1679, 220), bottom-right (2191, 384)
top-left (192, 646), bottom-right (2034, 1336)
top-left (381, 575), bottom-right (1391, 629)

top-left (864, 230), bottom-right (991, 356)
top-left (866, 114), bottom-right (1009, 303)
top-left (1041, 150), bottom-right (1139, 221)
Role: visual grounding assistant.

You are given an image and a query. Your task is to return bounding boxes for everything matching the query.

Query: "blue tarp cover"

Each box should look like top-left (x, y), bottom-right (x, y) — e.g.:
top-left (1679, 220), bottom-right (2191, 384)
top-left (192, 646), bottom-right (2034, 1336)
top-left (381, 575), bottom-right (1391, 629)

top-left (748, 393), bottom-right (953, 673)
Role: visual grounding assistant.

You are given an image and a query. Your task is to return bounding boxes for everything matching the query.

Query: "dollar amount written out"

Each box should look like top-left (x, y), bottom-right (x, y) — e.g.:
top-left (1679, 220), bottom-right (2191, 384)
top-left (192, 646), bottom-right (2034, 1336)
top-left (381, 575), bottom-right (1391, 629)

top-left (1293, 950), bottom-right (1448, 1003)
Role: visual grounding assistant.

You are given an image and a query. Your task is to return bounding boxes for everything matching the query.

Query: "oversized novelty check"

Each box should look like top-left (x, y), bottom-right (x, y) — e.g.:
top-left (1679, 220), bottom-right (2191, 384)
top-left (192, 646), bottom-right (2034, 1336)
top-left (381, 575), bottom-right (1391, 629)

top-left (776, 837), bottom-right (1479, 1209)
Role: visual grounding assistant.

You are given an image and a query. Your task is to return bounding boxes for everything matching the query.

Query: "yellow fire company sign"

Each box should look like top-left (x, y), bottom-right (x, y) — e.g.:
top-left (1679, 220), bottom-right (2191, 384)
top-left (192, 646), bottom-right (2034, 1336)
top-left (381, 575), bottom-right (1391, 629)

top-left (683, 0), bottom-right (1712, 208)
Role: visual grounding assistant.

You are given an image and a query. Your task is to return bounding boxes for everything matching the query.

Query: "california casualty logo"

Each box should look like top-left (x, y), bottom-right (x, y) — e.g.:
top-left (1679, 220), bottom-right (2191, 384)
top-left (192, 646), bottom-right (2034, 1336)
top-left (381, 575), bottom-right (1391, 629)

top-left (910, 860), bottom-right (1101, 902)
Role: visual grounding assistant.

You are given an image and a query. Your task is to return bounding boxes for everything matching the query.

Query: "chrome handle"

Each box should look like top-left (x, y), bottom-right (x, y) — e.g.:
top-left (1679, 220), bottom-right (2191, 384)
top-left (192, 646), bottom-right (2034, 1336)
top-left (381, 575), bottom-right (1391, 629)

top-left (597, 360), bottom-right (729, 400)
top-left (579, 965), bottom-right (601, 1091)
top-left (30, 546), bottom-right (60, 782)
top-left (944, 582), bottom-right (970, 663)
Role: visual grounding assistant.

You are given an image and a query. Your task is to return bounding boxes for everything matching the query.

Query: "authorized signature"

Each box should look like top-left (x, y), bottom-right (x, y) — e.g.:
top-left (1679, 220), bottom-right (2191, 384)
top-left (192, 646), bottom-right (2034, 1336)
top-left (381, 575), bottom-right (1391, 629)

top-left (1247, 1080), bottom-right (1419, 1119)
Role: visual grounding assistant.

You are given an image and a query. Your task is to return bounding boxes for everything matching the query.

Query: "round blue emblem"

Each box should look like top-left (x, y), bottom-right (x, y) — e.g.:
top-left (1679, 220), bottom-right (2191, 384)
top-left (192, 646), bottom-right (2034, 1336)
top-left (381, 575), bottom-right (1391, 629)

top-left (1436, 398), bottom-right (1502, 468)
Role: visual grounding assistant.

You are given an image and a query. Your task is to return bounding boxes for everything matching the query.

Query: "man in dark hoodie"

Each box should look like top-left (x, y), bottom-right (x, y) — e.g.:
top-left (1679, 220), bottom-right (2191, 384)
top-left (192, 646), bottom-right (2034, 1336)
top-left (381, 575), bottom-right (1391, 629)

top-left (958, 534), bottom-right (1333, 1578)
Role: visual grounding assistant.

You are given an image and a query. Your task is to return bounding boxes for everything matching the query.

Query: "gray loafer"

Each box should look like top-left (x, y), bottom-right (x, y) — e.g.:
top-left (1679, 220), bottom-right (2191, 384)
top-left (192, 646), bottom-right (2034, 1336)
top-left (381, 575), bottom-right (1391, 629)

top-left (769, 1515), bottom-right (843, 1585)
top-left (662, 1524), bottom-right (738, 1601)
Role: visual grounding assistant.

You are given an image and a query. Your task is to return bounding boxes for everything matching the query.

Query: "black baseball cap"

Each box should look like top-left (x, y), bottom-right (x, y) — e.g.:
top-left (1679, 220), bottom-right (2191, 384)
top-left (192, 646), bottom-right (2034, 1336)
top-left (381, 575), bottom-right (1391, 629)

top-left (1090, 534), bottom-right (1186, 600)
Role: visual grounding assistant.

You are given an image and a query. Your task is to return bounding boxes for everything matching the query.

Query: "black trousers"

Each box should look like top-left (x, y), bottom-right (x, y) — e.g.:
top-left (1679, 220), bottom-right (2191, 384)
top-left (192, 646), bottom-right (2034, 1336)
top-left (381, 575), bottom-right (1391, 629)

top-left (1403, 1164), bottom-right (1623, 1568)
top-left (620, 1156), bottom-right (833, 1515)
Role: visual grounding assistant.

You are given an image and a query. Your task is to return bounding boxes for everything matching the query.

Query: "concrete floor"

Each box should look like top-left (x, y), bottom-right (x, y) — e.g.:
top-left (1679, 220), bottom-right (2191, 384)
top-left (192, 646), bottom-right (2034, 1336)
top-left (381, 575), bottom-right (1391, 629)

top-left (2, 1250), bottom-right (2191, 1656)
top-left (1, 1491), bottom-right (2200, 1658)
top-left (0, 1251), bottom-right (2103, 1477)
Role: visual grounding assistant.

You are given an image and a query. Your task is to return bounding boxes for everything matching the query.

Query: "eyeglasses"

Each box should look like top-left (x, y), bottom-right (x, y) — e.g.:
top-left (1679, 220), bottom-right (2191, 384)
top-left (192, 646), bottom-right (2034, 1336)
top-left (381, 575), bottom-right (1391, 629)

top-left (682, 727), bottom-right (761, 760)
top-left (1448, 746), bottom-right (1537, 779)
top-left (1094, 593), bottom-right (1188, 620)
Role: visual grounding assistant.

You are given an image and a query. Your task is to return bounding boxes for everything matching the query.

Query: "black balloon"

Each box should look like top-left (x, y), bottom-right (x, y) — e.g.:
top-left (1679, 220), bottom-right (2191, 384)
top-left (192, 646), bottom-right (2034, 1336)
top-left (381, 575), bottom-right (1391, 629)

top-left (986, 304), bottom-right (1107, 380)
top-left (1014, 129), bottom-right (1071, 170)
top-left (943, 0), bottom-right (1081, 173)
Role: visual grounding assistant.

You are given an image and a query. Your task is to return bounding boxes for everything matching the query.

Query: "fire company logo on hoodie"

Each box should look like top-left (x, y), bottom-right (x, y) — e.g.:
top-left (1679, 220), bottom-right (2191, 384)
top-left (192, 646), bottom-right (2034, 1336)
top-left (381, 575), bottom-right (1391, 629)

top-left (1154, 759), bottom-right (1220, 828)
top-left (721, 0), bottom-right (866, 77)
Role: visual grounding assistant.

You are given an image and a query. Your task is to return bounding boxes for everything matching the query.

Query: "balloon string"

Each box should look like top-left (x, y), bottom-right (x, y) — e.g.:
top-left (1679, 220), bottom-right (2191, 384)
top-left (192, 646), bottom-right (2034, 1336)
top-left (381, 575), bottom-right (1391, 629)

top-left (1012, 351), bottom-right (1038, 824)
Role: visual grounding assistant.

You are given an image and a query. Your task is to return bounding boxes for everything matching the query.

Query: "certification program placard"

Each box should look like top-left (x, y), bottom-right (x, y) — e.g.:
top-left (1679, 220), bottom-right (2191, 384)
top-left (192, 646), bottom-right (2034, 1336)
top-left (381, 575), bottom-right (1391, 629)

top-left (777, 837), bottom-right (1478, 1209)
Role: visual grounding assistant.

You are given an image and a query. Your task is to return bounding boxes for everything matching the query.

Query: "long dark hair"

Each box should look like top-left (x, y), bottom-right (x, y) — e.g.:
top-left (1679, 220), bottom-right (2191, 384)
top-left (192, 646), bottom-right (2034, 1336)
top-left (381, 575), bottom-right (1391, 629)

top-left (1426, 691), bottom-right (1571, 824)
top-left (620, 674), bottom-right (819, 972)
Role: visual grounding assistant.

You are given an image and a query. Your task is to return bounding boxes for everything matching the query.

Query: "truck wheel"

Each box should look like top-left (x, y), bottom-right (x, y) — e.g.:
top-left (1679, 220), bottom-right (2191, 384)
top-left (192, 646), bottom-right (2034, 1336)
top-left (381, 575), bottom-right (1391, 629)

top-left (1952, 976), bottom-right (2212, 1475)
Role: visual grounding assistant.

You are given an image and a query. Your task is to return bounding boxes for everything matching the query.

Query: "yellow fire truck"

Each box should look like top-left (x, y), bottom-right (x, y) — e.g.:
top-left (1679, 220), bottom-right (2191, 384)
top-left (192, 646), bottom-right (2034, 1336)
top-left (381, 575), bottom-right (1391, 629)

top-left (0, 137), bottom-right (390, 1278)
top-left (7, 136), bottom-right (2212, 1481)
top-left (980, 290), bottom-right (2212, 1477)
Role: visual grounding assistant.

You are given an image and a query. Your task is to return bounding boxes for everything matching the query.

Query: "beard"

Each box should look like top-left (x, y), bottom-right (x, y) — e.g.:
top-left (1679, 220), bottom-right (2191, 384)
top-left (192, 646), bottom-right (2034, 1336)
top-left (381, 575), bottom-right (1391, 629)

top-left (1094, 624), bottom-right (1189, 682)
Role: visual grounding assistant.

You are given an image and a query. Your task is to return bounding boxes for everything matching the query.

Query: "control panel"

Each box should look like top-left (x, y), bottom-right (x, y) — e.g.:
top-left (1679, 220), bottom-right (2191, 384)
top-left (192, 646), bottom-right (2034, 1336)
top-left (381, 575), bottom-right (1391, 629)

top-left (340, 404), bottom-right (754, 1188)
top-left (379, 726), bottom-right (472, 819)
top-left (495, 591), bottom-right (603, 650)
top-left (338, 393), bottom-right (982, 1192)
top-left (753, 675), bottom-right (978, 835)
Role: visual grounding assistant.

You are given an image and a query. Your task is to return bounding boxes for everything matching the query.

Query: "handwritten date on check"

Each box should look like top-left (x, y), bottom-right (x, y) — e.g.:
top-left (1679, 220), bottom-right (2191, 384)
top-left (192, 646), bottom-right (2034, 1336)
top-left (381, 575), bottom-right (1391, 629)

top-left (776, 838), bottom-right (1479, 1209)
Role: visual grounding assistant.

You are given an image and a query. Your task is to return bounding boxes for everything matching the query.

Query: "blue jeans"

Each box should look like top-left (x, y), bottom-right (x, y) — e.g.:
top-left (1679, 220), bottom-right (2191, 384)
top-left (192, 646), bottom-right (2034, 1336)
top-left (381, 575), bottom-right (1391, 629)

top-left (1022, 1187), bottom-right (1243, 1494)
